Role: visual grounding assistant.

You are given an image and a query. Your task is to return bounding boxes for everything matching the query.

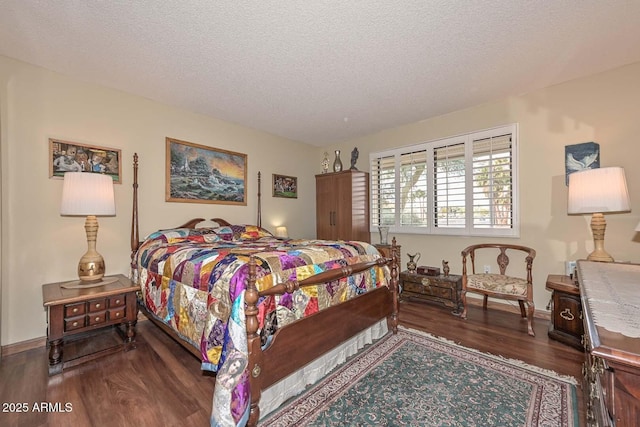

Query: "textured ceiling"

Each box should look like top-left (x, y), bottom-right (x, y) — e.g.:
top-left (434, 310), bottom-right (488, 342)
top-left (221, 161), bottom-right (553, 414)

top-left (2, 1), bottom-right (640, 146)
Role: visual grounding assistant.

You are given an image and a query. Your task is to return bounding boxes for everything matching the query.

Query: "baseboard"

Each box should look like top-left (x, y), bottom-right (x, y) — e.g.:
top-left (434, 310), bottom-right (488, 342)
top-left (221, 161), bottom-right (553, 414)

top-left (1, 336), bottom-right (47, 357)
top-left (466, 296), bottom-right (550, 321)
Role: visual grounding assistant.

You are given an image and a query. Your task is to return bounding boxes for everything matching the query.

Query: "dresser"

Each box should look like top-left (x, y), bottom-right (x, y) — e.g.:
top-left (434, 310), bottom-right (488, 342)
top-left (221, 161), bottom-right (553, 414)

top-left (578, 260), bottom-right (640, 426)
top-left (316, 170), bottom-right (370, 242)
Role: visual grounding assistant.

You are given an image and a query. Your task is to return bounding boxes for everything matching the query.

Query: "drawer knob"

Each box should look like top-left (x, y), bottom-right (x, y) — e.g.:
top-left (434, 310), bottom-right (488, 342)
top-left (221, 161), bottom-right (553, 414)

top-left (72, 321), bottom-right (78, 327)
top-left (95, 303), bottom-right (101, 308)
top-left (115, 312), bottom-right (121, 317)
top-left (115, 299), bottom-right (121, 304)
top-left (95, 317), bottom-right (101, 322)
top-left (73, 307), bottom-right (79, 313)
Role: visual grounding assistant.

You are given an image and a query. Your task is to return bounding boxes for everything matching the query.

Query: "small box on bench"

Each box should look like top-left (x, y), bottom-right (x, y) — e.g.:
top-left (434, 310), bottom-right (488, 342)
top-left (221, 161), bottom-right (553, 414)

top-left (417, 266), bottom-right (440, 276)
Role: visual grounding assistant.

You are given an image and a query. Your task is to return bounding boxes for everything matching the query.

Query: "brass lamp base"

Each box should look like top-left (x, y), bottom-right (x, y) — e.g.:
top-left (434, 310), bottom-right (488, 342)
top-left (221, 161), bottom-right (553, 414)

top-left (78, 252), bottom-right (106, 282)
top-left (587, 212), bottom-right (614, 263)
top-left (60, 214), bottom-right (113, 289)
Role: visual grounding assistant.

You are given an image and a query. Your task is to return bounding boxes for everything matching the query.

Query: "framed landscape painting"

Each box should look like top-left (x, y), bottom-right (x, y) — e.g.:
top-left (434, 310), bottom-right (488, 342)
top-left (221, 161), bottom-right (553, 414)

top-left (273, 174), bottom-right (298, 199)
top-left (49, 138), bottom-right (122, 183)
top-left (166, 137), bottom-right (247, 205)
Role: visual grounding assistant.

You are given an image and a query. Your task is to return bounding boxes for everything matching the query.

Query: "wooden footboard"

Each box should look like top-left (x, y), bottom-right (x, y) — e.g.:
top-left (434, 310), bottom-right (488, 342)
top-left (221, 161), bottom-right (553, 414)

top-left (245, 241), bottom-right (399, 426)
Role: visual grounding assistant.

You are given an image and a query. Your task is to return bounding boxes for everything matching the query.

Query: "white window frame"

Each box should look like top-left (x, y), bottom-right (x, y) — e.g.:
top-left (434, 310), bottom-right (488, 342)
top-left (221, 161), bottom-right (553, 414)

top-left (369, 124), bottom-right (519, 238)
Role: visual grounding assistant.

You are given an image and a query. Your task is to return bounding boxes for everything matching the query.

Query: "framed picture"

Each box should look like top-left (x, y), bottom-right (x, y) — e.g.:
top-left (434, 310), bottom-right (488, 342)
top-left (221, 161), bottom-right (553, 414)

top-left (49, 138), bottom-right (122, 183)
top-left (273, 174), bottom-right (298, 199)
top-left (565, 142), bottom-right (600, 185)
top-left (166, 137), bottom-right (247, 205)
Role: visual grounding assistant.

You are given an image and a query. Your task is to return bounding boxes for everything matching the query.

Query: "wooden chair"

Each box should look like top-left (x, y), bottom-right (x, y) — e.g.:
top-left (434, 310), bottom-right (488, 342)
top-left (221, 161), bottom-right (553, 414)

top-left (460, 244), bottom-right (536, 336)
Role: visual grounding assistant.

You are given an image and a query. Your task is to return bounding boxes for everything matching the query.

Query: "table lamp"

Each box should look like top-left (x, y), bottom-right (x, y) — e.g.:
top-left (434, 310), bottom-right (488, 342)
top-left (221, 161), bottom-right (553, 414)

top-left (60, 172), bottom-right (116, 284)
top-left (275, 226), bottom-right (289, 239)
top-left (567, 167), bottom-right (630, 262)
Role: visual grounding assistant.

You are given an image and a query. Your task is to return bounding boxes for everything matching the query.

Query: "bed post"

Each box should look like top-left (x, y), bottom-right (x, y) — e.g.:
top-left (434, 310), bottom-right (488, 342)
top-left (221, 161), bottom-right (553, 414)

top-left (130, 153), bottom-right (139, 272)
top-left (389, 236), bottom-right (399, 334)
top-left (257, 171), bottom-right (262, 228)
top-left (245, 255), bottom-right (263, 427)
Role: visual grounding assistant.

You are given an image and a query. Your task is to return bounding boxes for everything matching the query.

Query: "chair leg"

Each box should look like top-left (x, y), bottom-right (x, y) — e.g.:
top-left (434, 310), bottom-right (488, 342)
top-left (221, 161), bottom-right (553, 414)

top-left (482, 295), bottom-right (488, 310)
top-left (518, 300), bottom-right (526, 318)
top-left (526, 301), bottom-right (535, 337)
top-left (459, 290), bottom-right (468, 319)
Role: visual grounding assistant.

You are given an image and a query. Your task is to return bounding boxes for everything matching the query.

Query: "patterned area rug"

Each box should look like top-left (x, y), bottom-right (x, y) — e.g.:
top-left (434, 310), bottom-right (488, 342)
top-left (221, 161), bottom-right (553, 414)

top-left (262, 327), bottom-right (578, 426)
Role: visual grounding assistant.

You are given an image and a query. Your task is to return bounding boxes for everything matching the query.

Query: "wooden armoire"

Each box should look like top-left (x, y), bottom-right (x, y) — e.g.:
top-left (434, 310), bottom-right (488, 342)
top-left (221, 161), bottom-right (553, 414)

top-left (315, 170), bottom-right (370, 242)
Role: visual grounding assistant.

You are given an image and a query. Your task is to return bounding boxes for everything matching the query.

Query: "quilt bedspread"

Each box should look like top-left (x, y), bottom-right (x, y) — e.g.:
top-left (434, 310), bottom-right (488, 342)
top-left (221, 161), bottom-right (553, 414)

top-left (132, 225), bottom-right (389, 427)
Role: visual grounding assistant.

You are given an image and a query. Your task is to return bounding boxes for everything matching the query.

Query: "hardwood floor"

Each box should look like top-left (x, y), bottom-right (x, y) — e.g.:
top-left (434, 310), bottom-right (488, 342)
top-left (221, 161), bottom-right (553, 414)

top-left (0, 301), bottom-right (585, 426)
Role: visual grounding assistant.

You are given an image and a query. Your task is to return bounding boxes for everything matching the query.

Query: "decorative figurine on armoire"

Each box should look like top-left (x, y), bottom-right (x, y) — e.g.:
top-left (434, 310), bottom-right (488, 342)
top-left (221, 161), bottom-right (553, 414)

top-left (350, 147), bottom-right (359, 170)
top-left (321, 152), bottom-right (330, 174)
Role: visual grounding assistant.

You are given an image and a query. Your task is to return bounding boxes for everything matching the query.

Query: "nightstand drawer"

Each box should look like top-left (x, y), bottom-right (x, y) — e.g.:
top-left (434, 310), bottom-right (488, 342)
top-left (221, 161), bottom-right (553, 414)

top-left (88, 299), bottom-right (107, 312)
top-left (65, 303), bottom-right (86, 317)
top-left (65, 316), bottom-right (86, 331)
top-left (109, 295), bottom-right (125, 307)
top-left (108, 306), bottom-right (126, 321)
top-left (88, 312), bottom-right (107, 326)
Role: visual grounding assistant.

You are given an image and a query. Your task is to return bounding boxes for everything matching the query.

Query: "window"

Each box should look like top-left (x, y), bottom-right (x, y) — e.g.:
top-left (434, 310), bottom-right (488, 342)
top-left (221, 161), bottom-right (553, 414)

top-left (370, 124), bottom-right (518, 237)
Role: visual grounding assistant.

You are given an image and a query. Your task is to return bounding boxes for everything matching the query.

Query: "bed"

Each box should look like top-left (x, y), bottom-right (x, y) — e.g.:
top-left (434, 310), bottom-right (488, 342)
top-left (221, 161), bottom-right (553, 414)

top-left (128, 153), bottom-right (400, 427)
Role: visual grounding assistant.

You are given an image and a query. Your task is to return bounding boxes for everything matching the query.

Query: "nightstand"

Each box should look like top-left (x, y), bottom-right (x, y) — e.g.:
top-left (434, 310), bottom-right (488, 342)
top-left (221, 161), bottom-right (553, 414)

top-left (42, 274), bottom-right (138, 375)
top-left (545, 274), bottom-right (583, 350)
top-left (400, 270), bottom-right (463, 315)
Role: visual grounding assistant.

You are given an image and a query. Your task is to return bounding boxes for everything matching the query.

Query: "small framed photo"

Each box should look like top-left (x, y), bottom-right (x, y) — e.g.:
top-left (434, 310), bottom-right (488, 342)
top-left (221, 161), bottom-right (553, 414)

top-left (273, 174), bottom-right (298, 199)
top-left (49, 138), bottom-right (122, 183)
top-left (166, 137), bottom-right (248, 205)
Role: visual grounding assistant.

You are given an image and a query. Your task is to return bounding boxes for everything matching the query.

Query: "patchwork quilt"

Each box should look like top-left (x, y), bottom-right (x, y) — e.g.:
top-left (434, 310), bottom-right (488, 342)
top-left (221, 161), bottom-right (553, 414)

top-left (132, 225), bottom-right (389, 427)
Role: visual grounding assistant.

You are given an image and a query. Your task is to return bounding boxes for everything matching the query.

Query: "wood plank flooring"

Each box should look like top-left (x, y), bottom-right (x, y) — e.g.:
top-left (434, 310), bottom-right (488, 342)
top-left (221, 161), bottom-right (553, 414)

top-left (0, 301), bottom-right (585, 426)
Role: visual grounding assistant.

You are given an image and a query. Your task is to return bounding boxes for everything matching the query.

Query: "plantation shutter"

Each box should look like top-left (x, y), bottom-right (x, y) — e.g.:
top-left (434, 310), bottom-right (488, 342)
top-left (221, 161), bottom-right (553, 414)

top-left (399, 150), bottom-right (428, 227)
top-left (370, 155), bottom-right (396, 226)
top-left (472, 134), bottom-right (513, 229)
top-left (433, 143), bottom-right (466, 228)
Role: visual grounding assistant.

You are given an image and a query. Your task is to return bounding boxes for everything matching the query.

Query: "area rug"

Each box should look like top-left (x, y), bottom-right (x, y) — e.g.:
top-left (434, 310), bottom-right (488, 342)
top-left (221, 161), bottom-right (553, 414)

top-left (261, 327), bottom-right (578, 426)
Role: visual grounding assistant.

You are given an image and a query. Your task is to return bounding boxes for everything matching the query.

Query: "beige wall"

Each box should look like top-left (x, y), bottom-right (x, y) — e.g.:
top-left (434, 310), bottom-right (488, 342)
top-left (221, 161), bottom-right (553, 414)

top-left (0, 56), bottom-right (319, 346)
top-left (324, 62), bottom-right (640, 314)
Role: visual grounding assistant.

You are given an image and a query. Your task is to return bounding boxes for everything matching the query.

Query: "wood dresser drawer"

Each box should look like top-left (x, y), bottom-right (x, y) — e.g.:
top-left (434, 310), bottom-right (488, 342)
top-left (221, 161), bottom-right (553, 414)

top-left (108, 306), bottom-right (126, 321)
top-left (88, 312), bottom-right (107, 326)
top-left (109, 295), bottom-right (125, 307)
top-left (88, 299), bottom-right (107, 312)
top-left (64, 316), bottom-right (86, 331)
top-left (65, 303), bottom-right (86, 317)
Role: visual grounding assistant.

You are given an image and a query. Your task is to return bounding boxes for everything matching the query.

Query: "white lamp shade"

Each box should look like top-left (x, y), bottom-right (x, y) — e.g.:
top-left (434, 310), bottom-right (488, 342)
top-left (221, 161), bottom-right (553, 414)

top-left (567, 167), bottom-right (630, 214)
top-left (61, 172), bottom-right (116, 216)
top-left (275, 226), bottom-right (288, 238)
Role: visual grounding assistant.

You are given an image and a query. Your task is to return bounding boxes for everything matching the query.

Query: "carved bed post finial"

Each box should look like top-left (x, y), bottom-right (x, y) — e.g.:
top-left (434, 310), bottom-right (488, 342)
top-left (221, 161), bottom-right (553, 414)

top-left (245, 255), bottom-right (263, 426)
